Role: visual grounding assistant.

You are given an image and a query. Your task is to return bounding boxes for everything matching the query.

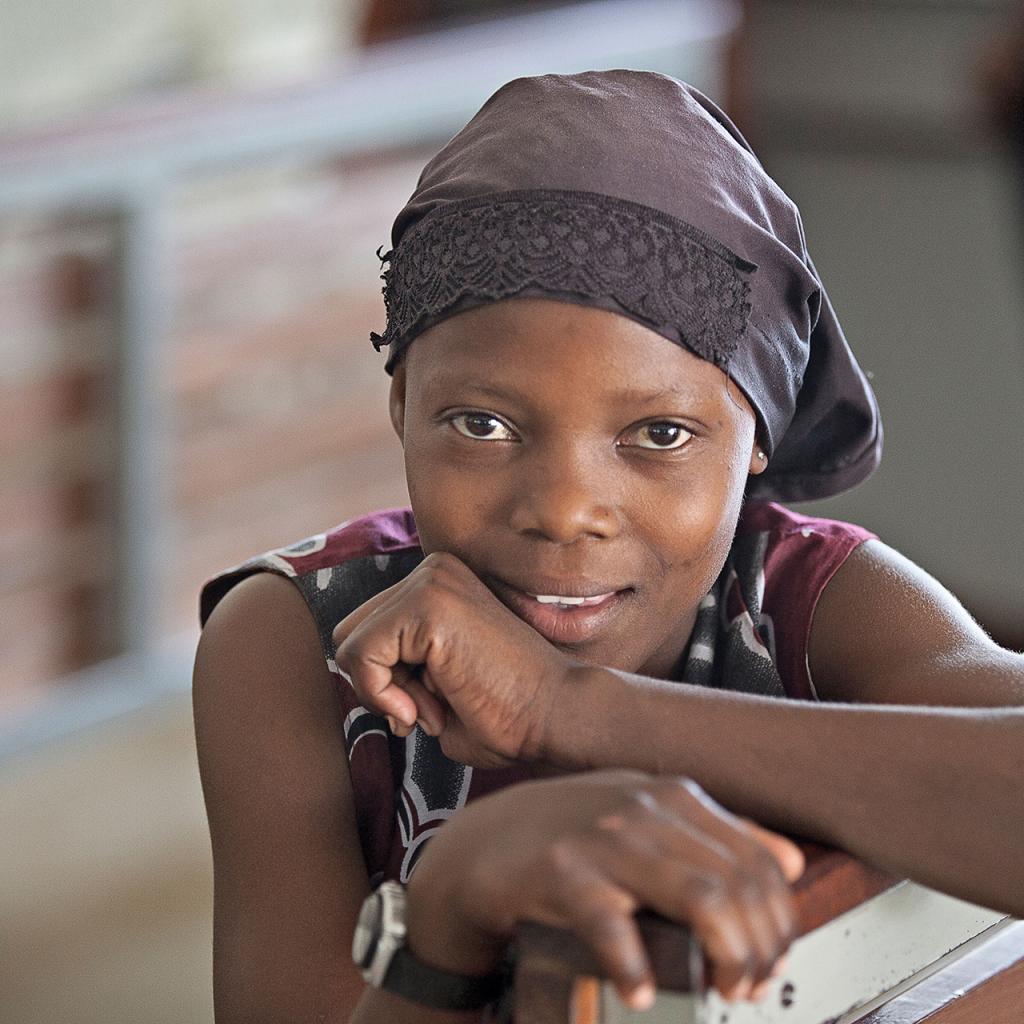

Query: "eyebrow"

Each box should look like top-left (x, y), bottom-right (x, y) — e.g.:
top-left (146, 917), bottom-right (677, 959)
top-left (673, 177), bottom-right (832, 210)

top-left (446, 380), bottom-right (705, 406)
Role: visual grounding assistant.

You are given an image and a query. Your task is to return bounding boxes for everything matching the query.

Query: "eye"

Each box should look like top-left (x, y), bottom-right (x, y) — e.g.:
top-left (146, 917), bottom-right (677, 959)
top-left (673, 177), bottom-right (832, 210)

top-left (449, 412), bottom-right (518, 442)
top-left (621, 421), bottom-right (694, 450)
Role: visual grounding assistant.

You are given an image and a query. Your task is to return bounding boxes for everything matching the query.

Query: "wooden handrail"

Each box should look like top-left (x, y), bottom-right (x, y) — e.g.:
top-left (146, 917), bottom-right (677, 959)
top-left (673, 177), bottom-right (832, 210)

top-left (512, 844), bottom-right (1017, 1024)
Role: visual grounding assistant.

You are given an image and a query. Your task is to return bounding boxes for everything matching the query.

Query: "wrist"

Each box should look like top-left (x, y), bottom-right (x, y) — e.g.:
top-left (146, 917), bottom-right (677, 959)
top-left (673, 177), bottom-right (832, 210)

top-left (406, 863), bottom-right (506, 977)
top-left (535, 663), bottom-right (624, 770)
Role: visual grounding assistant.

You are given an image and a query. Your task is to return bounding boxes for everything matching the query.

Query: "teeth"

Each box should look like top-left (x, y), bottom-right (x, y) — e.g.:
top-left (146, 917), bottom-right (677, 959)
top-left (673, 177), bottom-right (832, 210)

top-left (532, 593), bottom-right (612, 607)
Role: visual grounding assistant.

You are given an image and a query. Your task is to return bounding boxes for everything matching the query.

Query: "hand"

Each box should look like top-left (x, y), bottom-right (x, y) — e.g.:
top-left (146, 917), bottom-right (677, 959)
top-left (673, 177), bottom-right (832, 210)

top-left (404, 771), bottom-right (805, 1007)
top-left (332, 552), bottom-right (577, 768)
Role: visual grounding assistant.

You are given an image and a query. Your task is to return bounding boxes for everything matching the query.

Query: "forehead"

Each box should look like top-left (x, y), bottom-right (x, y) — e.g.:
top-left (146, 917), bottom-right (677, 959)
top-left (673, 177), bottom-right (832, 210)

top-left (404, 297), bottom-right (743, 410)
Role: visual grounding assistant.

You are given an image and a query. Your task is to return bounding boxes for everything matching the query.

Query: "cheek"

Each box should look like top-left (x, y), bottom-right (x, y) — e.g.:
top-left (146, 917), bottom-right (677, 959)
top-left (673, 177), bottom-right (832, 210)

top-left (402, 430), bottom-right (495, 555)
top-left (646, 453), bottom-right (749, 587)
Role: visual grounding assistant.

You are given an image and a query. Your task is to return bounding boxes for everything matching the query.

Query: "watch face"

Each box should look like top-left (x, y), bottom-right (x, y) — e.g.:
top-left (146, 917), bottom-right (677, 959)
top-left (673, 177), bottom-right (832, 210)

top-left (352, 890), bottom-right (383, 969)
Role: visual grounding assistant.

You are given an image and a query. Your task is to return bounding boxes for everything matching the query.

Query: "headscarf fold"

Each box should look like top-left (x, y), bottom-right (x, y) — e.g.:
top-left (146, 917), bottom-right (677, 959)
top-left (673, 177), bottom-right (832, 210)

top-left (371, 70), bottom-right (881, 502)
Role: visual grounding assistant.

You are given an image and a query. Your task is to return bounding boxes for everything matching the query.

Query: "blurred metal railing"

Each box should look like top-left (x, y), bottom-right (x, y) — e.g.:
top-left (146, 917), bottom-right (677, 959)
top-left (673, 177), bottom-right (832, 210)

top-left (0, 0), bottom-right (740, 758)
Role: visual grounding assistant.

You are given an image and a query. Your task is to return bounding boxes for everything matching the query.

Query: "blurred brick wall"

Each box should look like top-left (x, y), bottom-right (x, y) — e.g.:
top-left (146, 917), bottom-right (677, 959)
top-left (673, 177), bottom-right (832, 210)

top-left (0, 149), bottom-right (427, 713)
top-left (0, 213), bottom-right (121, 709)
top-left (168, 154), bottom-right (423, 635)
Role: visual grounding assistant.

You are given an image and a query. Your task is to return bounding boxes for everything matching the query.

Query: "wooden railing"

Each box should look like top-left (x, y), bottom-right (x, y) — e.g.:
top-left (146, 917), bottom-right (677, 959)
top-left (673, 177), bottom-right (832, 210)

top-left (514, 845), bottom-right (1022, 1023)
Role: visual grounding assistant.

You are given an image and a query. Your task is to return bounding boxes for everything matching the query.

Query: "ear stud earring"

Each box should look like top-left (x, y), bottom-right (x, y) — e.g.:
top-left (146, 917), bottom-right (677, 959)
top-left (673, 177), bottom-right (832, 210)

top-left (756, 450), bottom-right (767, 462)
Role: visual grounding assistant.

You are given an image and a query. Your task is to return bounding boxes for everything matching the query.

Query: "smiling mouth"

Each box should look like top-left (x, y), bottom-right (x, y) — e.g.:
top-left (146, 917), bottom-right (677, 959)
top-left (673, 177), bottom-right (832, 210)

top-left (488, 578), bottom-right (634, 645)
top-left (532, 592), bottom-right (615, 608)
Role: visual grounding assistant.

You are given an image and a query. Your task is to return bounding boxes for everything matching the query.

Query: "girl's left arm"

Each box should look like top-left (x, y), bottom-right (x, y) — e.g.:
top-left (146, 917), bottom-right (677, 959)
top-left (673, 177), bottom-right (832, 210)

top-left (547, 539), bottom-right (1024, 917)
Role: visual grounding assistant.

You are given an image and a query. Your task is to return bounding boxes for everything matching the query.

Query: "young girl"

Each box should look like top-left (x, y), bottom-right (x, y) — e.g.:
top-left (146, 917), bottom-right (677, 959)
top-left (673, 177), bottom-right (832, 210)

top-left (192, 71), bottom-right (1024, 1023)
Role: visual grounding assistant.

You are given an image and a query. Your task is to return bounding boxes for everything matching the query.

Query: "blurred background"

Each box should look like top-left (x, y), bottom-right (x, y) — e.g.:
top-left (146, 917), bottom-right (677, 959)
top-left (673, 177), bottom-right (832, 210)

top-left (1, 0), bottom-right (1022, 1020)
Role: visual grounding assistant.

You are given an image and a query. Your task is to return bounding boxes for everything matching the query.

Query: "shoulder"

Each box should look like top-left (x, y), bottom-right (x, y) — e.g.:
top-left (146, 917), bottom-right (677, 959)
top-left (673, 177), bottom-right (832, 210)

top-left (737, 500), bottom-right (875, 549)
top-left (194, 572), bottom-right (352, 777)
top-left (194, 571), bottom-right (346, 763)
top-left (199, 507), bottom-right (423, 654)
top-left (734, 502), bottom-right (877, 699)
top-left (200, 506), bottom-right (419, 624)
top-left (808, 537), bottom-right (1024, 706)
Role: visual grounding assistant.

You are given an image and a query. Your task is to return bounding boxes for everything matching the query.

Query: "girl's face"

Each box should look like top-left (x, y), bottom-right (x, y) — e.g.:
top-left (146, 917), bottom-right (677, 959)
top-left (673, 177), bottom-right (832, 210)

top-left (390, 297), bottom-right (766, 680)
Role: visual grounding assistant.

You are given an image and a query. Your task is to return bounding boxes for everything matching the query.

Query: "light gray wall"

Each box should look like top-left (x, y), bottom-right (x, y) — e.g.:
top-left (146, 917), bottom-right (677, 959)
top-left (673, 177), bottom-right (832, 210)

top-left (745, 0), bottom-right (1024, 639)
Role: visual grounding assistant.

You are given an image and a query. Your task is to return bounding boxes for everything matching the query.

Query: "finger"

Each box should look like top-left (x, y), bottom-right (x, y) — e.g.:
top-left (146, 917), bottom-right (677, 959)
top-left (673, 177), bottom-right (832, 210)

top-left (386, 714), bottom-right (412, 738)
top-left (742, 821), bottom-right (806, 883)
top-left (552, 873), bottom-right (655, 1011)
top-left (330, 550), bottom-right (483, 651)
top-left (352, 661), bottom-right (447, 736)
top-left (746, 954), bottom-right (790, 1002)
top-left (330, 580), bottom-right (405, 649)
top-left (585, 813), bottom-right (757, 1000)
top-left (336, 609), bottom-right (440, 726)
top-left (721, 838), bottom-right (796, 994)
top-left (396, 673), bottom-right (447, 737)
top-left (590, 797), bottom-right (790, 1000)
top-left (702, 848), bottom-right (793, 997)
top-left (654, 783), bottom-right (798, 969)
top-left (338, 652), bottom-right (419, 726)
top-left (734, 824), bottom-right (802, 986)
top-left (724, 867), bottom-right (790, 998)
top-left (665, 782), bottom-right (804, 886)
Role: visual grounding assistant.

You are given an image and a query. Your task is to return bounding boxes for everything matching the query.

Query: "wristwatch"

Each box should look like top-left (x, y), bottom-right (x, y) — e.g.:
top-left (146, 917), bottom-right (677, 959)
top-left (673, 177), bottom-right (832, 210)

top-left (352, 880), bottom-right (505, 1011)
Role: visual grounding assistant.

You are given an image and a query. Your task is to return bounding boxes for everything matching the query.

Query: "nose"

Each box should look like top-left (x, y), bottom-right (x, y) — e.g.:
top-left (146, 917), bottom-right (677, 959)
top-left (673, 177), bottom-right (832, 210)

top-left (506, 444), bottom-right (622, 544)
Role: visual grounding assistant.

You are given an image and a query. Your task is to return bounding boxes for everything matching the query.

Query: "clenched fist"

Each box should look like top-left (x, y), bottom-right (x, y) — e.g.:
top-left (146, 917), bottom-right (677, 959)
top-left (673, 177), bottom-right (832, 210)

top-left (332, 551), bottom-right (580, 768)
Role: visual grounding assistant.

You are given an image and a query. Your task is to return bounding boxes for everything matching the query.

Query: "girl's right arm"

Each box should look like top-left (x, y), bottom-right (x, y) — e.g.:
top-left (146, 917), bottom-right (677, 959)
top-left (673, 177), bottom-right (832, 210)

top-left (193, 571), bottom-right (375, 1023)
top-left (195, 572), bottom-right (500, 1023)
top-left (194, 572), bottom-right (803, 1022)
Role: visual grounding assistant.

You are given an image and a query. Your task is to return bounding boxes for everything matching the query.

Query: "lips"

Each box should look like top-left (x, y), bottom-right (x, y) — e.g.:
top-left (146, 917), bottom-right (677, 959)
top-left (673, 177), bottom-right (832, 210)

top-left (488, 576), bottom-right (634, 645)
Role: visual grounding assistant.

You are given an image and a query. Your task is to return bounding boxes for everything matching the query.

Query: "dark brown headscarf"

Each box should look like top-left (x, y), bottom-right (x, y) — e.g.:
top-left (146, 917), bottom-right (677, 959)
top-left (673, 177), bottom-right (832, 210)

top-left (370, 70), bottom-right (882, 502)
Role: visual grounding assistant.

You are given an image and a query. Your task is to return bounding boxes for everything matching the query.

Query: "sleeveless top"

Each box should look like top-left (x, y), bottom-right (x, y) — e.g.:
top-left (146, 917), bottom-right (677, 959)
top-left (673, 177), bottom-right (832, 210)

top-left (200, 501), bottom-right (875, 886)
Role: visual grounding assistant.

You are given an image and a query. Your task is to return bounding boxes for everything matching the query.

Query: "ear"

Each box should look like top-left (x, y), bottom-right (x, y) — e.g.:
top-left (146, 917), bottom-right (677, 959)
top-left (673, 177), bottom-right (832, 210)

top-left (388, 361), bottom-right (407, 444)
top-left (748, 438), bottom-right (768, 475)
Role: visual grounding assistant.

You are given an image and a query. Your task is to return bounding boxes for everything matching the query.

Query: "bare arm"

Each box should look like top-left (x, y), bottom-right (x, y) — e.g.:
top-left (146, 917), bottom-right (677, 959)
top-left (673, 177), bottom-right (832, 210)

top-left (334, 544), bottom-right (1024, 917)
top-left (544, 541), bottom-right (1024, 915)
top-left (193, 572), bottom-right (481, 1024)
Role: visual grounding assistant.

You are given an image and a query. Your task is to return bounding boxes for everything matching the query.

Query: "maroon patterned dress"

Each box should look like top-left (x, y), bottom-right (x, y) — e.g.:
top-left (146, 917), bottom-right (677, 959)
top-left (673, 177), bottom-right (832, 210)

top-left (200, 502), bottom-right (875, 885)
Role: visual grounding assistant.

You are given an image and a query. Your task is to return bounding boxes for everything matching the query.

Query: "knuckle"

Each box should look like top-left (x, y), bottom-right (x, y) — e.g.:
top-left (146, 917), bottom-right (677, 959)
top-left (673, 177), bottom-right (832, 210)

top-left (576, 901), bottom-right (630, 941)
top-left (618, 783), bottom-right (664, 818)
top-left (732, 867), bottom-right (769, 908)
top-left (744, 842), bottom-right (785, 883)
top-left (419, 551), bottom-right (461, 582)
top-left (337, 637), bottom-right (368, 666)
top-left (333, 649), bottom-right (357, 682)
top-left (662, 775), bottom-right (715, 811)
top-left (543, 837), bottom-right (581, 880)
top-left (674, 776), bottom-right (707, 800)
top-left (437, 733), bottom-right (466, 764)
top-left (684, 872), bottom-right (731, 914)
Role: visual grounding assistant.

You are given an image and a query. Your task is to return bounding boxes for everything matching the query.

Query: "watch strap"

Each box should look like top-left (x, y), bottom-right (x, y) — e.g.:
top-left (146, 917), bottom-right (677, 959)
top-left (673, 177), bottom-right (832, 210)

top-left (383, 945), bottom-right (505, 1012)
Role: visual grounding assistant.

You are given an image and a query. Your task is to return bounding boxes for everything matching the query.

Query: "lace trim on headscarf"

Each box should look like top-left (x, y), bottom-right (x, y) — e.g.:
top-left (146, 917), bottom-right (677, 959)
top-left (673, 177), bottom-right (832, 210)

top-left (369, 189), bottom-right (757, 370)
